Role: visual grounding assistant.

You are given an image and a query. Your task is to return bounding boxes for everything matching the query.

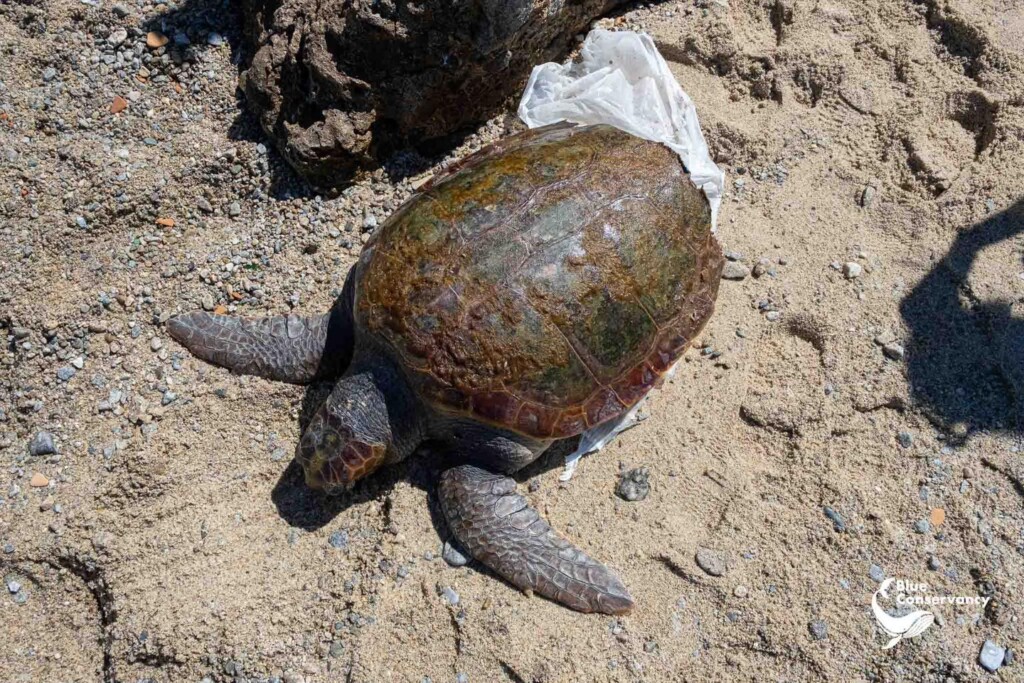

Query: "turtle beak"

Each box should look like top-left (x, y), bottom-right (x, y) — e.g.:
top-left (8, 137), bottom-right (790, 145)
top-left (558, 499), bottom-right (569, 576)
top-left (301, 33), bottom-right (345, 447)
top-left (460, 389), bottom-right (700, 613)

top-left (303, 465), bottom-right (325, 491)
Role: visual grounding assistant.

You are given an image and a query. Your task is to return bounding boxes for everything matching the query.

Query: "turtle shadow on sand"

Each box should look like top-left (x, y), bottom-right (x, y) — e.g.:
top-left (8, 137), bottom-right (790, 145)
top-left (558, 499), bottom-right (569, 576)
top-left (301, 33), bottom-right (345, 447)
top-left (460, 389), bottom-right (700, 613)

top-left (900, 198), bottom-right (1024, 441)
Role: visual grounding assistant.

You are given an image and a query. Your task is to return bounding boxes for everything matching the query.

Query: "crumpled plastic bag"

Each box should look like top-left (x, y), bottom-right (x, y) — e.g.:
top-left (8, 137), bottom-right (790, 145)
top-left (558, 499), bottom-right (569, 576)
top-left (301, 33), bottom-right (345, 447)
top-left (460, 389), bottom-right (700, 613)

top-left (517, 29), bottom-right (724, 481)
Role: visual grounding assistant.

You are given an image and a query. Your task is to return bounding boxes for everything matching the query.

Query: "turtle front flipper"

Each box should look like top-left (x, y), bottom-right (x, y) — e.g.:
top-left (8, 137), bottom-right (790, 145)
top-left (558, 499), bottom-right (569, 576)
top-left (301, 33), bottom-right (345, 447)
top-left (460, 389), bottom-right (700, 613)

top-left (438, 464), bottom-right (634, 615)
top-left (167, 307), bottom-right (351, 384)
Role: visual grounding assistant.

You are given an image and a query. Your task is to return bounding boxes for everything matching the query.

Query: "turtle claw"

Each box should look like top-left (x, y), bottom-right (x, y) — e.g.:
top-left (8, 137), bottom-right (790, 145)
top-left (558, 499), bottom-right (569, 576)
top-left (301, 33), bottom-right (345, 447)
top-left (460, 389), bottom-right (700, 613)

top-left (167, 310), bottom-right (347, 384)
top-left (439, 464), bottom-right (634, 615)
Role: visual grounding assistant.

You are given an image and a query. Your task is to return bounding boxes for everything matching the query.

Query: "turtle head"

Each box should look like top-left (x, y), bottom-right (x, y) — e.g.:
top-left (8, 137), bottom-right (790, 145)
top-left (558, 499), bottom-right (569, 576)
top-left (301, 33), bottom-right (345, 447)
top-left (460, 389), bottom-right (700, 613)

top-left (296, 372), bottom-right (393, 493)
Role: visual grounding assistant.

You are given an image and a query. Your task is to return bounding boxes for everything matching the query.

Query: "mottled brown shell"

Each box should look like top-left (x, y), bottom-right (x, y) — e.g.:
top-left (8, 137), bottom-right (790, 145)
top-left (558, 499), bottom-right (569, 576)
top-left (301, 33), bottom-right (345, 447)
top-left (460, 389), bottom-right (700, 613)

top-left (355, 123), bottom-right (723, 439)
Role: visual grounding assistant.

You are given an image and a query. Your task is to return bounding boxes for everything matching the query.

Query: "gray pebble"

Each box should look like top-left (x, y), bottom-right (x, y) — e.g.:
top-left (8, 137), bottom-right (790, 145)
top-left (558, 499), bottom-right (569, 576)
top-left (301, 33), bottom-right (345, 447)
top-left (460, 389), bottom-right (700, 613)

top-left (695, 547), bottom-right (727, 577)
top-left (29, 431), bottom-right (56, 456)
top-left (3, 543), bottom-right (13, 554)
top-left (860, 185), bottom-right (877, 208)
top-left (616, 466), bottom-right (650, 501)
top-left (897, 431), bottom-right (914, 448)
top-left (328, 530), bottom-right (349, 549)
top-left (329, 641), bottom-right (345, 658)
top-left (874, 330), bottom-right (896, 346)
top-left (914, 519), bottom-right (931, 534)
top-left (150, 337), bottom-right (163, 351)
top-left (980, 640), bottom-right (1005, 673)
top-left (822, 506), bottom-right (845, 532)
top-left (869, 564), bottom-right (885, 583)
top-left (455, 675), bottom-right (468, 683)
top-left (927, 555), bottom-right (940, 571)
top-left (197, 198), bottom-right (214, 213)
top-left (207, 32), bottom-right (225, 46)
top-left (42, 67), bottom-right (57, 82)
top-left (442, 539), bottom-right (469, 567)
top-left (7, 579), bottom-right (21, 594)
top-left (842, 262), bottom-right (862, 279)
top-left (883, 343), bottom-right (905, 361)
top-left (108, 28), bottom-right (128, 47)
top-left (161, 391), bottom-right (177, 406)
top-left (13, 590), bottom-right (27, 605)
top-left (808, 620), bottom-right (828, 640)
top-left (439, 585), bottom-right (459, 605)
top-left (721, 261), bottom-right (750, 281)
top-left (229, 202), bottom-right (241, 217)
top-left (56, 366), bottom-right (76, 381)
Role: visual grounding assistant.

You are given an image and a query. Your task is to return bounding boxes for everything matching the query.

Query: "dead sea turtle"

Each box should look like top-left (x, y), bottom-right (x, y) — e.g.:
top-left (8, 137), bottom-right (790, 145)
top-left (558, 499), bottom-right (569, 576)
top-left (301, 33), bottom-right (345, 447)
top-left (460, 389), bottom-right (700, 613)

top-left (168, 123), bottom-right (723, 615)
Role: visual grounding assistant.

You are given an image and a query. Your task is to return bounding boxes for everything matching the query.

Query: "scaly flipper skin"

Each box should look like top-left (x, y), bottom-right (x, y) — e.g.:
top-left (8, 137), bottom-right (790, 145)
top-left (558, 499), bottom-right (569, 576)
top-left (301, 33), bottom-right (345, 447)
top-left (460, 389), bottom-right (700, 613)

top-left (167, 308), bottom-right (350, 384)
top-left (439, 464), bottom-right (634, 615)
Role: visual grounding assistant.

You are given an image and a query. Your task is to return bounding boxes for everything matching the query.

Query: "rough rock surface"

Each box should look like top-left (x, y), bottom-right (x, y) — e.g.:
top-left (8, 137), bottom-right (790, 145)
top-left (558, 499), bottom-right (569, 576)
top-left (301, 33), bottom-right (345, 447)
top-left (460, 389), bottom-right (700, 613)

top-left (239, 0), bottom-right (627, 187)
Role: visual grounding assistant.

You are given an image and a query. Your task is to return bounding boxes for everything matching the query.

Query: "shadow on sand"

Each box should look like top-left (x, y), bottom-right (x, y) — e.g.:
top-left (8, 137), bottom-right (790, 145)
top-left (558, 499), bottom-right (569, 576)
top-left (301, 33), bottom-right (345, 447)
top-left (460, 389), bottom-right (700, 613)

top-left (900, 198), bottom-right (1024, 442)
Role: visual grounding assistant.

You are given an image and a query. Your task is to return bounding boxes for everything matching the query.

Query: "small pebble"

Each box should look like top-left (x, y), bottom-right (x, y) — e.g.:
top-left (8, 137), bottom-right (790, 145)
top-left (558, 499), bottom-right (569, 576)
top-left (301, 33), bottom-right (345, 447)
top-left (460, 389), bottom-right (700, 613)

top-left (29, 473), bottom-right (49, 488)
top-left (442, 539), bottom-right (469, 567)
top-left (455, 675), bottom-right (469, 683)
top-left (150, 338), bottom-right (163, 351)
top-left (822, 506), bottom-right (845, 532)
top-left (843, 262), bottom-right (862, 279)
top-left (860, 185), bottom-right (877, 208)
top-left (7, 579), bottom-right (21, 594)
top-left (616, 467), bottom-right (650, 502)
top-left (733, 585), bottom-right (748, 598)
top-left (328, 530), bottom-right (349, 549)
top-left (29, 431), bottom-right (56, 456)
top-left (979, 640), bottom-right (1006, 673)
top-left (898, 431), bottom-right (914, 448)
top-left (883, 343), bottom-right (905, 361)
top-left (56, 366), bottom-right (76, 381)
top-left (927, 555), bottom-right (940, 571)
top-left (721, 261), bottom-right (750, 281)
top-left (869, 564), bottom-right (885, 583)
top-left (695, 547), bottom-right (727, 577)
top-left (808, 620), bottom-right (828, 641)
top-left (439, 586), bottom-right (460, 605)
top-left (914, 519), bottom-right (931, 534)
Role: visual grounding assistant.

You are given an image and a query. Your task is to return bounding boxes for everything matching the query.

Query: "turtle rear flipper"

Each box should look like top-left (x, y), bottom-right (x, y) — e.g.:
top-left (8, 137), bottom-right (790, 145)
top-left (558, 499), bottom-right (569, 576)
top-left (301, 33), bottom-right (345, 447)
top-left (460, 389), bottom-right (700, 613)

top-left (439, 464), bottom-right (634, 615)
top-left (167, 308), bottom-right (351, 384)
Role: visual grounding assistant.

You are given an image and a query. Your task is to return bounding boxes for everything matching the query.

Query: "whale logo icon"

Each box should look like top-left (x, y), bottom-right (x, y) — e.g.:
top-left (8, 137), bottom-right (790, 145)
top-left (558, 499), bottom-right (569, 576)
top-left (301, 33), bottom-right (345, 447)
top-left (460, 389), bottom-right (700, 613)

top-left (872, 578), bottom-right (935, 649)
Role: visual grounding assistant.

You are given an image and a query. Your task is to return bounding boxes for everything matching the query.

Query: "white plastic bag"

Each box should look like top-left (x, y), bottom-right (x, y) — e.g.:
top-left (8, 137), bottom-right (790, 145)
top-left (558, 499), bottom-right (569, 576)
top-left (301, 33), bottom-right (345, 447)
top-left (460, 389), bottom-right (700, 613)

top-left (517, 29), bottom-right (724, 480)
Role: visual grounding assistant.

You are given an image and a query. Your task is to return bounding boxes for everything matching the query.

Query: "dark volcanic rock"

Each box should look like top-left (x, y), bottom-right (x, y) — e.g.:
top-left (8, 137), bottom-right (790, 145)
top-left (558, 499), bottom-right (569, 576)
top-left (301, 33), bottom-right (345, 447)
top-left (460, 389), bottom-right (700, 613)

top-left (239, 0), bottom-right (626, 187)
